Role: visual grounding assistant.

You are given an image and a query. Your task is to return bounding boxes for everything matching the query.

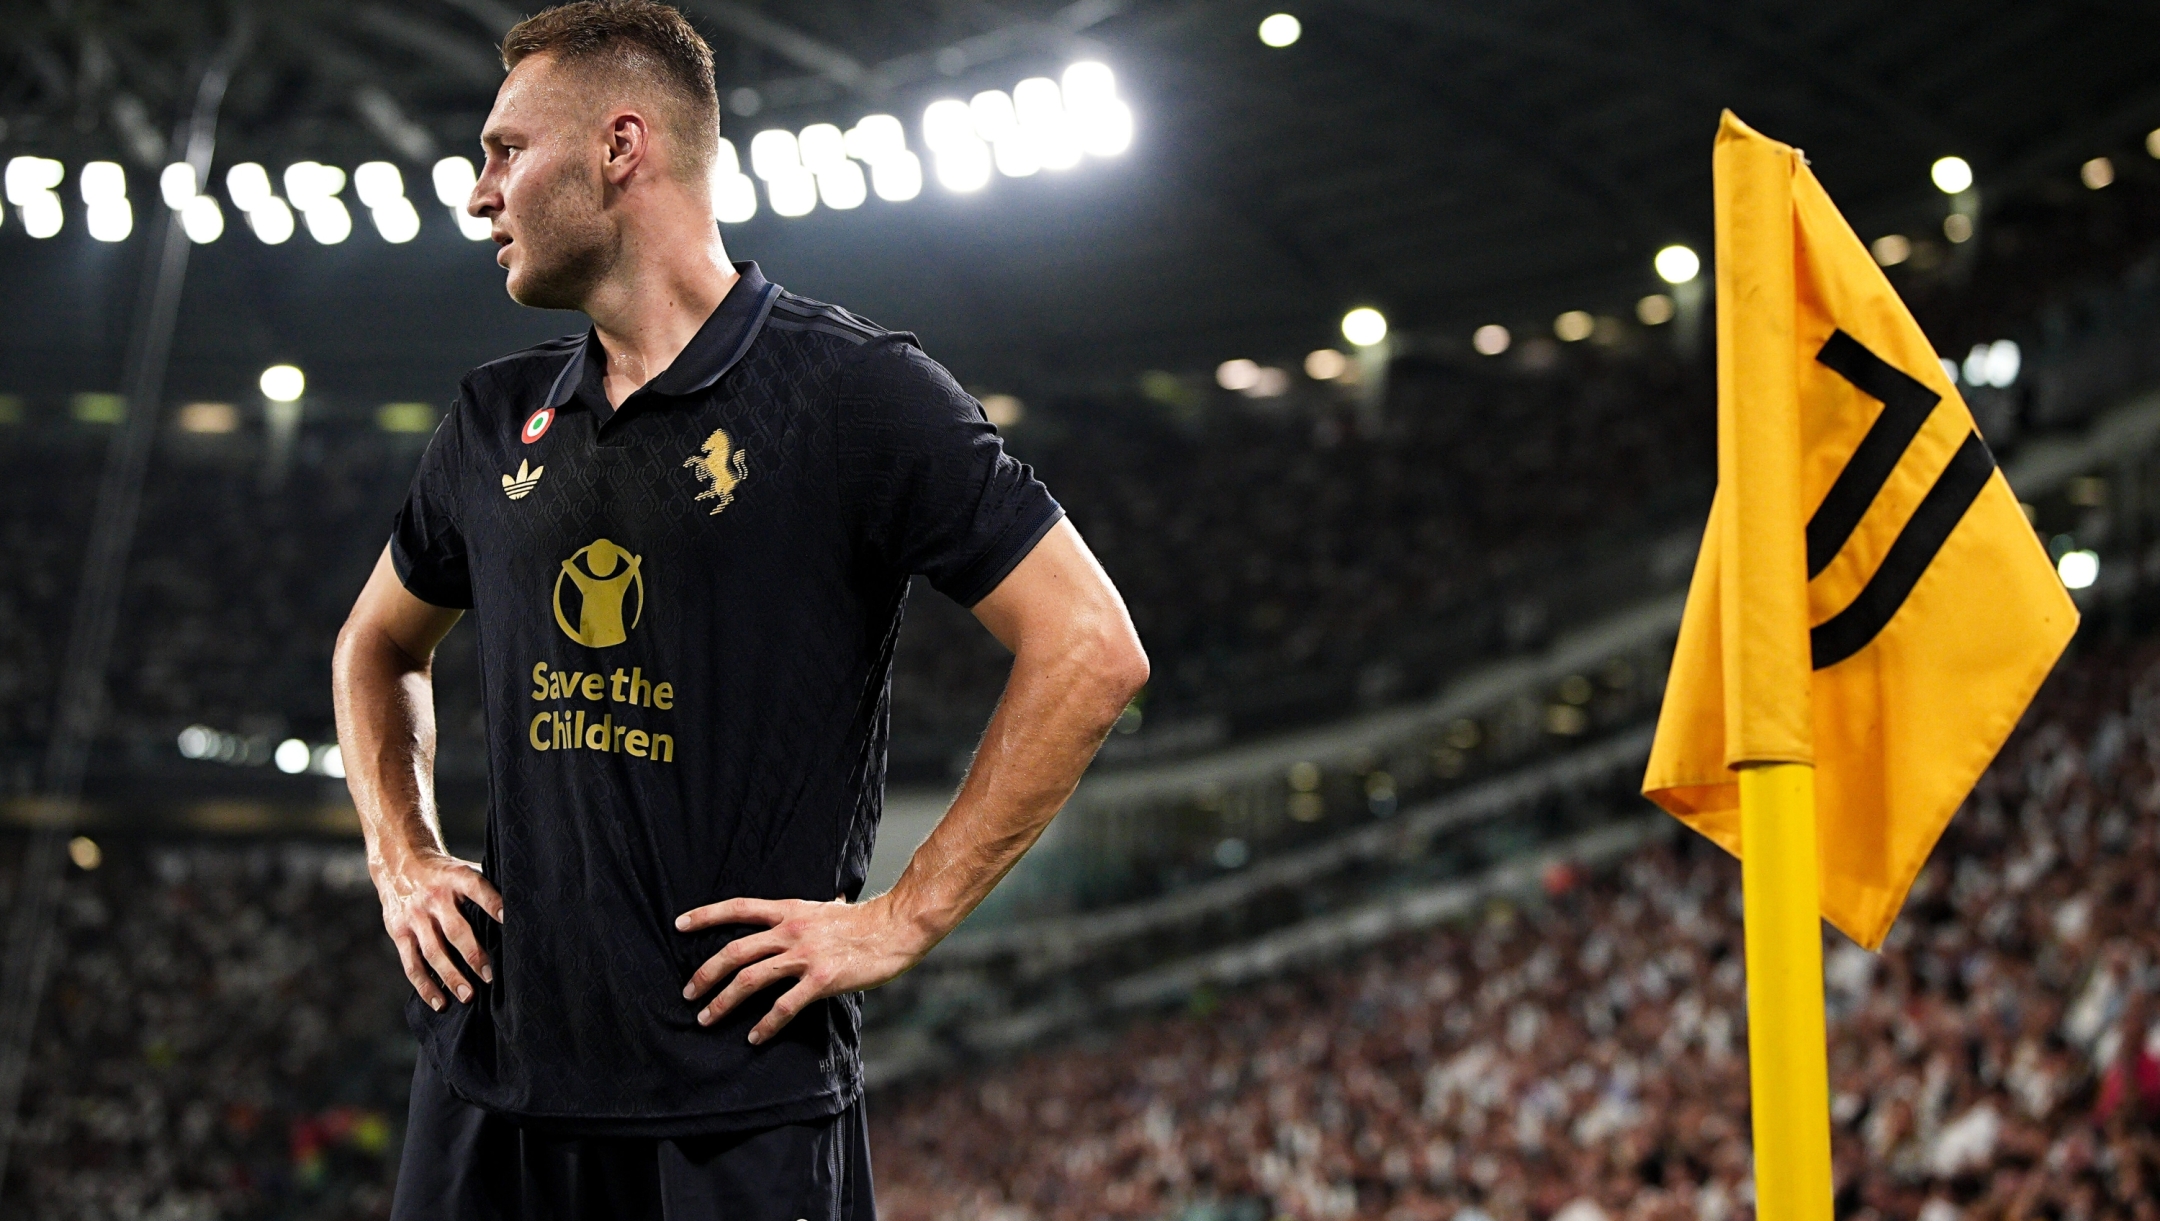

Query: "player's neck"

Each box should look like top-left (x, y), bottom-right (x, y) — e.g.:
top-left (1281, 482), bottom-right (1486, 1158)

top-left (585, 219), bottom-right (739, 411)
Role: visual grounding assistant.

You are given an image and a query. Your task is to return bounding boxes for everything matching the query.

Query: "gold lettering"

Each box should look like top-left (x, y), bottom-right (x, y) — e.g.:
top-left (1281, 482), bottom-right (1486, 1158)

top-left (555, 712), bottom-right (571, 749)
top-left (629, 668), bottom-right (652, 707)
top-left (610, 669), bottom-right (629, 701)
top-left (585, 715), bottom-right (609, 750)
top-left (582, 673), bottom-right (604, 700)
top-left (613, 723), bottom-right (629, 751)
top-left (532, 662), bottom-right (549, 701)
top-left (530, 711), bottom-right (552, 749)
top-left (626, 729), bottom-right (649, 757)
top-left (653, 682), bottom-right (674, 710)
top-left (574, 710), bottom-right (586, 748)
top-left (650, 733), bottom-right (674, 763)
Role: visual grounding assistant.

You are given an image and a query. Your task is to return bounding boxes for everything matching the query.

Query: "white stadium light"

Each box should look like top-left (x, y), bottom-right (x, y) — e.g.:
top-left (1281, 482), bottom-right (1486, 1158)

top-left (259, 364), bottom-right (306, 403)
top-left (816, 159), bottom-right (867, 210)
top-left (1014, 78), bottom-right (1081, 170)
top-left (1964, 339), bottom-right (2020, 389)
top-left (248, 196), bottom-right (296, 244)
top-left (846, 115), bottom-right (907, 163)
top-left (1063, 62), bottom-right (1134, 157)
top-left (301, 197), bottom-right (352, 244)
top-left (869, 153), bottom-right (923, 203)
top-left (80, 161), bottom-right (132, 242)
top-left (971, 91), bottom-right (1019, 143)
top-left (159, 162), bottom-right (198, 209)
top-left (1654, 244), bottom-right (1700, 284)
top-left (797, 124), bottom-right (848, 172)
top-left (1341, 307), bottom-right (1388, 347)
top-left (7, 156), bottom-right (67, 239)
top-left (711, 138), bottom-right (760, 223)
top-left (226, 162), bottom-right (274, 210)
top-left (768, 170), bottom-right (818, 218)
top-left (748, 130), bottom-right (802, 182)
top-left (275, 738), bottom-right (311, 775)
top-left (284, 162), bottom-right (351, 244)
top-left (356, 162), bottom-right (421, 243)
top-left (1216, 359), bottom-right (1261, 391)
top-left (1931, 156), bottom-right (1973, 195)
top-left (430, 156), bottom-right (492, 239)
top-left (1472, 324), bottom-right (1511, 356)
top-left (372, 197), bottom-right (421, 243)
top-left (1259, 13), bottom-right (1302, 47)
top-left (2058, 549), bottom-right (2098, 590)
top-left (180, 195), bottom-right (225, 244)
top-left (935, 142), bottom-right (993, 193)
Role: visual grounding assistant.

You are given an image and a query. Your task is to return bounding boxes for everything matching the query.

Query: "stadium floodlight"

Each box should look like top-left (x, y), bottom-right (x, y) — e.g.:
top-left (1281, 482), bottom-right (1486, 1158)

top-left (181, 195), bottom-right (225, 243)
top-left (767, 170), bottom-right (818, 217)
top-left (353, 161), bottom-right (403, 208)
top-left (247, 196), bottom-right (296, 244)
top-left (1341, 307), bottom-right (1388, 347)
top-left (2151, 128), bottom-right (2160, 159)
top-left (993, 137), bottom-right (1042, 179)
top-left (1637, 293), bottom-right (1675, 325)
top-left (283, 161), bottom-right (345, 206)
top-left (1304, 349), bottom-right (1347, 380)
top-left (748, 130), bottom-right (802, 181)
top-left (1258, 13), bottom-right (1302, 47)
top-left (815, 159), bottom-right (867, 210)
top-left (971, 91), bottom-right (1020, 144)
top-left (7, 156), bottom-right (67, 239)
top-left (2081, 157), bottom-right (2114, 190)
top-left (1013, 77), bottom-right (1081, 170)
top-left (1964, 339), bottom-right (2020, 388)
top-left (301, 197), bottom-right (353, 243)
top-left (1930, 156), bottom-right (1972, 195)
top-left (798, 123), bottom-right (848, 173)
top-left (2058, 549), bottom-right (2098, 590)
top-left (712, 140), bottom-right (760, 223)
top-left (1654, 244), bottom-right (1700, 284)
top-left (1472, 324), bottom-right (1510, 356)
top-left (225, 162), bottom-right (274, 210)
top-left (1061, 63), bottom-right (1133, 158)
top-left (869, 153), bottom-right (923, 203)
top-left (373, 197), bottom-right (421, 242)
top-left (845, 115), bottom-right (907, 163)
top-left (159, 163), bottom-right (198, 209)
top-left (274, 738), bottom-right (310, 774)
top-left (259, 364), bottom-right (306, 403)
top-left (923, 100), bottom-right (977, 152)
top-left (932, 141), bottom-right (992, 193)
top-left (80, 161), bottom-right (133, 242)
top-left (1553, 310), bottom-right (1594, 342)
top-left (431, 156), bottom-right (476, 206)
top-left (1215, 359), bottom-right (1260, 391)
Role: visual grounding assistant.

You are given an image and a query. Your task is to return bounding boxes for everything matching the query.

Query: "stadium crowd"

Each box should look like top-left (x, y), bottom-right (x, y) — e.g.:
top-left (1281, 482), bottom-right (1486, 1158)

top-left (870, 641), bottom-right (2160, 1221)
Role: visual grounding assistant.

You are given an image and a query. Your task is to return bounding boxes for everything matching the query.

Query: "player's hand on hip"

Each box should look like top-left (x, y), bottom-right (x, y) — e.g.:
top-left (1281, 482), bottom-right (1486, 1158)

top-left (375, 848), bottom-right (504, 1011)
top-left (676, 895), bottom-right (929, 1044)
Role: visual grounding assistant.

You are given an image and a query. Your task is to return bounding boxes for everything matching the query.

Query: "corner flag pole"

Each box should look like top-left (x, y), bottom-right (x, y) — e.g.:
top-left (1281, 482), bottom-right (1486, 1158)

top-left (1738, 762), bottom-right (1833, 1221)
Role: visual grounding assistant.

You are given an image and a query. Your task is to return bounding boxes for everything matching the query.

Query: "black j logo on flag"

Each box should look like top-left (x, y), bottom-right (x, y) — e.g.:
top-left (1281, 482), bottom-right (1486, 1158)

top-left (1806, 331), bottom-right (1998, 670)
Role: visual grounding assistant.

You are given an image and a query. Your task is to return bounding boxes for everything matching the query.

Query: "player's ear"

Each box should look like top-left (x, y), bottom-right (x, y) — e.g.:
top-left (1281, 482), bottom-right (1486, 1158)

top-left (601, 109), bottom-right (651, 185)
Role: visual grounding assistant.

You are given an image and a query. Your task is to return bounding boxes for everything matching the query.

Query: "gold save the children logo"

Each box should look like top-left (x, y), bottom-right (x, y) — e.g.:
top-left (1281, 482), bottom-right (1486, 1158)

top-left (553, 538), bottom-right (644, 647)
top-left (682, 427), bottom-right (749, 515)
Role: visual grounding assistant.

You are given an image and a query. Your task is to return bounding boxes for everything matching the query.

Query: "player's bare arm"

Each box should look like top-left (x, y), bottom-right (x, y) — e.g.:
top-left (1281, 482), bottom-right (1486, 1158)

top-left (333, 547), bottom-right (505, 1013)
top-left (676, 518), bottom-right (1148, 1043)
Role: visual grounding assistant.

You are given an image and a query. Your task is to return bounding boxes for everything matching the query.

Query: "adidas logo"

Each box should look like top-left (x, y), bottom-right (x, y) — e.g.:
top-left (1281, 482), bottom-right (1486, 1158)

top-left (502, 459), bottom-right (544, 500)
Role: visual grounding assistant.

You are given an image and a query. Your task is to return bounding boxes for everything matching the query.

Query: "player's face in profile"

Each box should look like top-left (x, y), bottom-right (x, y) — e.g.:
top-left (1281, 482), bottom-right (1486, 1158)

top-left (474, 54), bottom-right (617, 312)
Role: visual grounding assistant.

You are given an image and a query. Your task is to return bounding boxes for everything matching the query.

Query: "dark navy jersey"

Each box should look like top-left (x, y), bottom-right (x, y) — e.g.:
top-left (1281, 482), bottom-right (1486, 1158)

top-left (388, 262), bottom-right (1062, 1133)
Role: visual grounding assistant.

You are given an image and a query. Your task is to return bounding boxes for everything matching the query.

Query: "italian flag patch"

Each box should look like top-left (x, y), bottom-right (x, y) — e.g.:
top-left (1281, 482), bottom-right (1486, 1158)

top-left (522, 407), bottom-right (554, 444)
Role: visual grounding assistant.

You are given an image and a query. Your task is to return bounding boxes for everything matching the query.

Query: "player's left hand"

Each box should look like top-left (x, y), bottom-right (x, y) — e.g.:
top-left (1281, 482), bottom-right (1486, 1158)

top-left (675, 895), bottom-right (933, 1044)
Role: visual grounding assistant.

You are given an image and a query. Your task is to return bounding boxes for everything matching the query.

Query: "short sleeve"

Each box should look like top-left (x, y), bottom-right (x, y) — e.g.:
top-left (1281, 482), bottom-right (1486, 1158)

top-left (389, 404), bottom-right (475, 610)
top-left (837, 340), bottom-right (1064, 606)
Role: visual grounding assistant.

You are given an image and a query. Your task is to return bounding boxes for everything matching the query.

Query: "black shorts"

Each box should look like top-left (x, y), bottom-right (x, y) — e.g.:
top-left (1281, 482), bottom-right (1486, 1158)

top-left (391, 1053), bottom-right (876, 1221)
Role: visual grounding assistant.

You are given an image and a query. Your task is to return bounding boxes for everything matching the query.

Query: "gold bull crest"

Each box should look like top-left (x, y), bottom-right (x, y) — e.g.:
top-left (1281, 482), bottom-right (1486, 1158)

top-left (683, 427), bottom-right (750, 515)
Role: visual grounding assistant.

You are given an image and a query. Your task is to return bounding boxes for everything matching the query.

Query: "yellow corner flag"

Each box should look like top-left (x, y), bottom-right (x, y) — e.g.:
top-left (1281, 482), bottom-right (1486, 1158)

top-left (1646, 112), bottom-right (2077, 950)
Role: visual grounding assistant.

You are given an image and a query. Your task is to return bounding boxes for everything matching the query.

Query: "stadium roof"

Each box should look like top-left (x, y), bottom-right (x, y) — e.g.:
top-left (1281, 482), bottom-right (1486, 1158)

top-left (4, 0), bottom-right (2159, 396)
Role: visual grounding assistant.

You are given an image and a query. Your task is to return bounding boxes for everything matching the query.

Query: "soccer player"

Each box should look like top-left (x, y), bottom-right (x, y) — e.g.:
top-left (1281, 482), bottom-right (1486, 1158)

top-left (328, 2), bottom-right (1149, 1216)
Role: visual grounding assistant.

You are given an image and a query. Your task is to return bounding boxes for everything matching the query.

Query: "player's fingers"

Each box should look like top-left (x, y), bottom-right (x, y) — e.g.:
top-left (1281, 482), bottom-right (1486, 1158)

top-left (433, 897), bottom-right (493, 984)
top-left (682, 931), bottom-right (783, 999)
top-left (452, 868), bottom-right (506, 924)
top-left (412, 919), bottom-right (475, 1004)
top-left (699, 956), bottom-right (801, 1025)
top-left (748, 977), bottom-right (823, 1045)
top-left (394, 932), bottom-right (449, 1011)
top-left (675, 897), bottom-right (787, 932)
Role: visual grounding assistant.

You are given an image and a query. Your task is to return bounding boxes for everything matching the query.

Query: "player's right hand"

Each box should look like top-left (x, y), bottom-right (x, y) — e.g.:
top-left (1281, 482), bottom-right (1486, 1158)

top-left (375, 849), bottom-right (504, 1011)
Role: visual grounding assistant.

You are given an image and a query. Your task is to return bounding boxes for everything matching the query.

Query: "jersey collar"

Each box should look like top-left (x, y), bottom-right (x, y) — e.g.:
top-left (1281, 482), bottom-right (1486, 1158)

top-left (541, 261), bottom-right (782, 413)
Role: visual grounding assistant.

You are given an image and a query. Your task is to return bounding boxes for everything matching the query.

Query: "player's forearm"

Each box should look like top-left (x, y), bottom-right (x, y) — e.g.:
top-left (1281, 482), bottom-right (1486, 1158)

top-left (333, 623), bottom-right (450, 880)
top-left (884, 617), bottom-right (1148, 944)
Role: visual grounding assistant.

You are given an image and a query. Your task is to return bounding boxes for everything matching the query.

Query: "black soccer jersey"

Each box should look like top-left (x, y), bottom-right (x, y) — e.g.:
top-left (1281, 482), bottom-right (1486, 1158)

top-left (389, 262), bottom-right (1062, 1133)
